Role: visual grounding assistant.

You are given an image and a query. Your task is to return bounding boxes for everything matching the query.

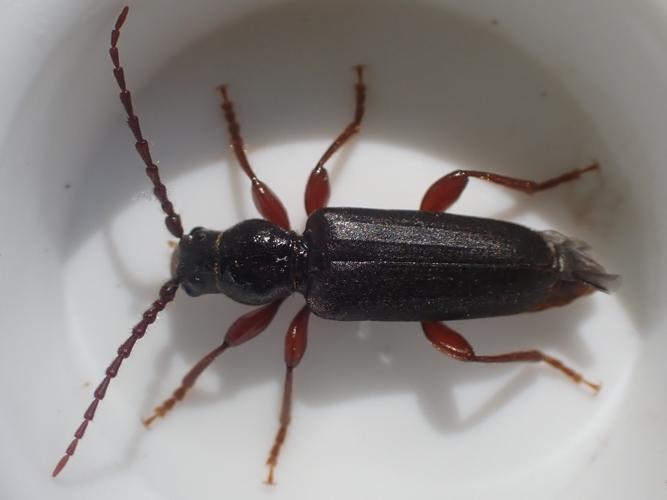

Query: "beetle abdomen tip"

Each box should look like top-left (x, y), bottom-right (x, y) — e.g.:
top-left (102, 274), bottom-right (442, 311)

top-left (541, 230), bottom-right (620, 294)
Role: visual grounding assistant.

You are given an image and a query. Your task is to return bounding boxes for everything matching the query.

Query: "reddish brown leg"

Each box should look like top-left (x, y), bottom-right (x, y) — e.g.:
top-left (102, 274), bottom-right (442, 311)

top-left (305, 65), bottom-right (366, 215)
top-left (265, 305), bottom-right (310, 485)
top-left (422, 321), bottom-right (600, 392)
top-left (52, 279), bottom-right (180, 477)
top-left (218, 86), bottom-right (290, 230)
top-left (420, 163), bottom-right (599, 213)
top-left (143, 299), bottom-right (284, 427)
top-left (110, 6), bottom-right (183, 238)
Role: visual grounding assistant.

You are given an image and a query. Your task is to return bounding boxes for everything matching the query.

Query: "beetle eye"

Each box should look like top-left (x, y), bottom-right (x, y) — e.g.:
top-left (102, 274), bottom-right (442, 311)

top-left (182, 273), bottom-right (204, 297)
top-left (196, 232), bottom-right (208, 242)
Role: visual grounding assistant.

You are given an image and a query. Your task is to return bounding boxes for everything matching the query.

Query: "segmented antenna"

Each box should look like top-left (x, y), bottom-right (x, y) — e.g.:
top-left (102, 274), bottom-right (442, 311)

top-left (52, 279), bottom-right (180, 477)
top-left (109, 6), bottom-right (184, 238)
top-left (53, 7), bottom-right (185, 477)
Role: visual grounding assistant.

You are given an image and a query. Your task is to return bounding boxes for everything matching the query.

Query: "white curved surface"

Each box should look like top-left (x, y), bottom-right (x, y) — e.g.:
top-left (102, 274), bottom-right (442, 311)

top-left (0, 1), bottom-right (663, 499)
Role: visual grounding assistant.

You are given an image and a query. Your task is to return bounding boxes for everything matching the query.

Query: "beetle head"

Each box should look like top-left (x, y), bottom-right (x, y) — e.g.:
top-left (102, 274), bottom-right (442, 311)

top-left (172, 227), bottom-right (223, 297)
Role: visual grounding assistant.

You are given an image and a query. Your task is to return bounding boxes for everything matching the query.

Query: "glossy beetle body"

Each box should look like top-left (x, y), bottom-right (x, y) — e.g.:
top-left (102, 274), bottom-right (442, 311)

top-left (176, 207), bottom-right (613, 322)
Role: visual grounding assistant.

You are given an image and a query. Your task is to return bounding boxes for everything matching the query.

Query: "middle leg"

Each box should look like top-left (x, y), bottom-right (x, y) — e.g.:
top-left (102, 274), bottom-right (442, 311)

top-left (265, 304), bottom-right (311, 485)
top-left (305, 65), bottom-right (366, 215)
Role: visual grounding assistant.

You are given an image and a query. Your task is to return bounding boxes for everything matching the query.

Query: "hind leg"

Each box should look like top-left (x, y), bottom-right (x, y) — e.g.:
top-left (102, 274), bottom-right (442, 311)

top-left (420, 164), bottom-right (598, 213)
top-left (422, 321), bottom-right (600, 392)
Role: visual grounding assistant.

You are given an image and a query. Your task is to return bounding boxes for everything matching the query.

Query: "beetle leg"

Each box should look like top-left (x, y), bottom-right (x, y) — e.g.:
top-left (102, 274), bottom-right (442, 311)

top-left (421, 321), bottom-right (600, 392)
top-left (305, 65), bottom-right (366, 215)
top-left (218, 86), bottom-right (290, 230)
top-left (142, 300), bottom-right (284, 427)
top-left (265, 305), bottom-right (310, 485)
top-left (420, 163), bottom-right (599, 213)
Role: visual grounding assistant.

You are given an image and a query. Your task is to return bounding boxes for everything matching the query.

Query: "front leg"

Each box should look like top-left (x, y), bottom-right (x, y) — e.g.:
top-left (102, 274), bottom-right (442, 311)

top-left (143, 300), bottom-right (284, 427)
top-left (218, 86), bottom-right (290, 230)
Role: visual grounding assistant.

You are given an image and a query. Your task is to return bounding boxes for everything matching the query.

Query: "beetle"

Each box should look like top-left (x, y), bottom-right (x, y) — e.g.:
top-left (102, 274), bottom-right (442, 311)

top-left (53, 6), bottom-right (619, 483)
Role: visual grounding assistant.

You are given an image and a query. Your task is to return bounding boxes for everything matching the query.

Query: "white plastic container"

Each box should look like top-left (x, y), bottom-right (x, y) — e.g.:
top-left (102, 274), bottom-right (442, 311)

top-left (0, 1), bottom-right (663, 499)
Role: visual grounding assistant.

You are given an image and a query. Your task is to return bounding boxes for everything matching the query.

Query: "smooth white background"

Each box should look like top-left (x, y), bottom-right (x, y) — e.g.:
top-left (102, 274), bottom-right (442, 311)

top-left (0, 1), bottom-right (663, 499)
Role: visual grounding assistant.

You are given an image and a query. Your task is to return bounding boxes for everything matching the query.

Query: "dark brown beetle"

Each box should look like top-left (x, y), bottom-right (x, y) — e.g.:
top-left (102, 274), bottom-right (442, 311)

top-left (53, 6), bottom-right (619, 483)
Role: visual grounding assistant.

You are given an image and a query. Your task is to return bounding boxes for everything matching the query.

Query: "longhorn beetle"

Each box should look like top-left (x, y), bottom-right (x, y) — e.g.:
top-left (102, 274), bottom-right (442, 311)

top-left (53, 6), bottom-right (619, 484)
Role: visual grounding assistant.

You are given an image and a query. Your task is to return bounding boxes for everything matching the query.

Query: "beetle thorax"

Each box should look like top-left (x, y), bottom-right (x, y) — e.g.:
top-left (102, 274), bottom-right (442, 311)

top-left (174, 220), bottom-right (299, 305)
